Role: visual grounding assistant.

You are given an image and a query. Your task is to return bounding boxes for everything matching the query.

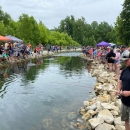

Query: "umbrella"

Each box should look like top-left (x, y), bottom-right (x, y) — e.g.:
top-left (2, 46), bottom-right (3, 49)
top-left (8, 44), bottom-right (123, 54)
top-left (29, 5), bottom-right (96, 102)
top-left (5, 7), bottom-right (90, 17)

top-left (0, 35), bottom-right (10, 41)
top-left (5, 35), bottom-right (23, 42)
top-left (96, 41), bottom-right (110, 46)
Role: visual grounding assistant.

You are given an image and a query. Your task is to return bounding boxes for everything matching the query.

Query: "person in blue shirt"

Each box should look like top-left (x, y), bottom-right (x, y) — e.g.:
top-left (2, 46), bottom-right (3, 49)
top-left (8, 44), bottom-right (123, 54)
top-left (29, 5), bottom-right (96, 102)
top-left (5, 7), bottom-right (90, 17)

top-left (93, 48), bottom-right (97, 60)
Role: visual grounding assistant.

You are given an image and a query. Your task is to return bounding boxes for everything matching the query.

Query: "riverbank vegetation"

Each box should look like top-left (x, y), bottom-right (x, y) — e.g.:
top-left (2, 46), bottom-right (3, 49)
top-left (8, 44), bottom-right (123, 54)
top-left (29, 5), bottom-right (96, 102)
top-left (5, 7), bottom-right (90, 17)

top-left (0, 0), bottom-right (129, 46)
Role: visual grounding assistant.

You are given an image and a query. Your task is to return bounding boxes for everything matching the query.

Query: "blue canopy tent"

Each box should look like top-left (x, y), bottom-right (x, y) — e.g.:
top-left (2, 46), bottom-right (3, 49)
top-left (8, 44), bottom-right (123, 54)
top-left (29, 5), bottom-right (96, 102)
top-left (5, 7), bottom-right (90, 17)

top-left (5, 35), bottom-right (23, 42)
top-left (96, 41), bottom-right (110, 46)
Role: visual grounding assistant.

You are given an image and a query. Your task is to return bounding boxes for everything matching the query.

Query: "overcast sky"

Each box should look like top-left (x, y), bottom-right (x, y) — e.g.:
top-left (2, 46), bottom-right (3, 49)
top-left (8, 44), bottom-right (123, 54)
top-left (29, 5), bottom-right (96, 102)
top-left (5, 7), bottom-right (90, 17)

top-left (0, 0), bottom-right (124, 29)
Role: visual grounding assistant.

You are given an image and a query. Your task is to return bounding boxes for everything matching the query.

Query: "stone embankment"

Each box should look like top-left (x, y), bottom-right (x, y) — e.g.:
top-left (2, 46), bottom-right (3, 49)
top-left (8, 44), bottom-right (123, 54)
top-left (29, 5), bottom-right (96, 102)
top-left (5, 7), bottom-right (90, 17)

top-left (79, 53), bottom-right (125, 130)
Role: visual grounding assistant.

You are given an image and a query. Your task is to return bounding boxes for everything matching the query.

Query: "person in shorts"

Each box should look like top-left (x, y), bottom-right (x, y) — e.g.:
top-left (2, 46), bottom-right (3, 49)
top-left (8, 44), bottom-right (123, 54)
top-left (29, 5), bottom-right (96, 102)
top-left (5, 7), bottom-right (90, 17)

top-left (117, 51), bottom-right (130, 130)
top-left (106, 48), bottom-right (116, 71)
top-left (112, 48), bottom-right (121, 79)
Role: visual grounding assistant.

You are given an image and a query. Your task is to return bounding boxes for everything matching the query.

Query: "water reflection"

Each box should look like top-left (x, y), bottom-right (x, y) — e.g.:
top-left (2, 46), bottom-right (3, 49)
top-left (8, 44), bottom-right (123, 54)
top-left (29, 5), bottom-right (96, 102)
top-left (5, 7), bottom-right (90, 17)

top-left (0, 52), bottom-right (96, 130)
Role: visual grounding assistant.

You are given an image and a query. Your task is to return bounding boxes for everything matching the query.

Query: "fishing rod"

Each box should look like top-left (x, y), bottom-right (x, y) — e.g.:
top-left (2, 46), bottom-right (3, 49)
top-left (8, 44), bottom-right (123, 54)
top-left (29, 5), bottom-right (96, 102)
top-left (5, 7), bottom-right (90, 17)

top-left (49, 82), bottom-right (93, 88)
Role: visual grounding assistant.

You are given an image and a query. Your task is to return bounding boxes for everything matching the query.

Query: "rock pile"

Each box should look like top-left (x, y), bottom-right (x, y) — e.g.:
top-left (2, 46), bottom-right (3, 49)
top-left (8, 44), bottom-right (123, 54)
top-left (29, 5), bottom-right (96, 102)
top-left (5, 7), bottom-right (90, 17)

top-left (79, 61), bottom-right (125, 130)
top-left (80, 53), bottom-right (94, 62)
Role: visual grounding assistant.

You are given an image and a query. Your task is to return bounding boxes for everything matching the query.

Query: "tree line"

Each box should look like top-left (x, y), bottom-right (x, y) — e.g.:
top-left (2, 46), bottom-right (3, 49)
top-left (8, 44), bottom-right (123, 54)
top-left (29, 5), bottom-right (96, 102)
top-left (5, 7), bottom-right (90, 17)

top-left (0, 0), bottom-right (129, 47)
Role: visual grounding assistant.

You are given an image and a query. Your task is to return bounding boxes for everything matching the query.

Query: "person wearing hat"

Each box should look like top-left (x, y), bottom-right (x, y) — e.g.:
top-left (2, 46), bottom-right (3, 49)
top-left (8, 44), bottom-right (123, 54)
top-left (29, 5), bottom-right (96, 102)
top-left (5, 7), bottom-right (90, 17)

top-left (116, 51), bottom-right (130, 130)
top-left (120, 45), bottom-right (129, 70)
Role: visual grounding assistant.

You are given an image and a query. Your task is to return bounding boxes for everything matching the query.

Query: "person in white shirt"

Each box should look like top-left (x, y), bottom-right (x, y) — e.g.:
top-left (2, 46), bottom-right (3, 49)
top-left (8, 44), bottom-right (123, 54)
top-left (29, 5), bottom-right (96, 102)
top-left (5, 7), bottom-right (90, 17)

top-left (4, 42), bottom-right (8, 50)
top-left (112, 48), bottom-right (121, 79)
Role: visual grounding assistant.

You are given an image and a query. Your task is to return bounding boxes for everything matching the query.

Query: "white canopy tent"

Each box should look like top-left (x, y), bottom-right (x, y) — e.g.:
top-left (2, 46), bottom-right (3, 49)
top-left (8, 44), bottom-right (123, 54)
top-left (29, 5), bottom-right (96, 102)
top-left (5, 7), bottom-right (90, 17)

top-left (109, 43), bottom-right (116, 46)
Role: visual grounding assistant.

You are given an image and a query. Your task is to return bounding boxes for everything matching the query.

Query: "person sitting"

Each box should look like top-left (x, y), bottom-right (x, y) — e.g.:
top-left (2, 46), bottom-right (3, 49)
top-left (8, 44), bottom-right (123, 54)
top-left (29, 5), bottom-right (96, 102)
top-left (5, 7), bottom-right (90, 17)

top-left (2, 51), bottom-right (10, 62)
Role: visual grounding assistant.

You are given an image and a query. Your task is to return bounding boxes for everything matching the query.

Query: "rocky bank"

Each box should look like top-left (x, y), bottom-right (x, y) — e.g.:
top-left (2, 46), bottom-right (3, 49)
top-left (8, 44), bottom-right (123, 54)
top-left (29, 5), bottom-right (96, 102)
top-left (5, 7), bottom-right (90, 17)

top-left (79, 53), bottom-right (125, 130)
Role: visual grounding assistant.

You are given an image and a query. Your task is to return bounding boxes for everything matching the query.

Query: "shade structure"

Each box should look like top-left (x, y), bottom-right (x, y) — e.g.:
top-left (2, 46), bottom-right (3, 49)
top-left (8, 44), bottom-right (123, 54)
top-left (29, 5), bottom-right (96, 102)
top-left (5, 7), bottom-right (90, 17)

top-left (96, 41), bottom-right (110, 46)
top-left (5, 35), bottom-right (23, 42)
top-left (0, 35), bottom-right (10, 41)
top-left (109, 43), bottom-right (116, 46)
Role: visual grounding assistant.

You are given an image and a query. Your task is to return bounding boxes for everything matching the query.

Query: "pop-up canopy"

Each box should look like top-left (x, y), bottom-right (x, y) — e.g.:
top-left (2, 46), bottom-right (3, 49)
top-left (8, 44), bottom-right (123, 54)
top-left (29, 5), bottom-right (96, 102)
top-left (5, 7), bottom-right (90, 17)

top-left (0, 35), bottom-right (10, 41)
top-left (96, 41), bottom-right (110, 46)
top-left (5, 35), bottom-right (23, 42)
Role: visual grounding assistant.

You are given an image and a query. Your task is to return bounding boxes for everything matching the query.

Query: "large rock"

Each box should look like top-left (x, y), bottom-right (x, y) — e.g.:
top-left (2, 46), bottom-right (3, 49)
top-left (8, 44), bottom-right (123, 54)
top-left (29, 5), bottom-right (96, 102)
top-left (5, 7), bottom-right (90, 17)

top-left (101, 103), bottom-right (112, 109)
top-left (109, 92), bottom-right (116, 102)
top-left (83, 101), bottom-right (89, 107)
top-left (82, 112), bottom-right (91, 121)
top-left (94, 83), bottom-right (102, 88)
top-left (88, 118), bottom-right (104, 129)
top-left (87, 110), bottom-right (98, 116)
top-left (115, 99), bottom-right (121, 109)
top-left (97, 77), bottom-right (108, 83)
top-left (97, 94), bottom-right (111, 103)
top-left (110, 110), bottom-right (119, 116)
top-left (79, 108), bottom-right (86, 115)
top-left (114, 117), bottom-right (125, 126)
top-left (97, 109), bottom-right (114, 124)
top-left (85, 103), bottom-right (97, 111)
top-left (95, 123), bottom-right (116, 130)
top-left (115, 124), bottom-right (125, 130)
top-left (101, 103), bottom-right (120, 113)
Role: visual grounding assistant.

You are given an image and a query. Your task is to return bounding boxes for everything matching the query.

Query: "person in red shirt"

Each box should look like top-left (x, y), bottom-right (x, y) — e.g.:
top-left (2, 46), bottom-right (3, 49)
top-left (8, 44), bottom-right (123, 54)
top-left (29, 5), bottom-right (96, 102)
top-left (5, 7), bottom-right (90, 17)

top-left (88, 48), bottom-right (93, 59)
top-left (97, 50), bottom-right (101, 63)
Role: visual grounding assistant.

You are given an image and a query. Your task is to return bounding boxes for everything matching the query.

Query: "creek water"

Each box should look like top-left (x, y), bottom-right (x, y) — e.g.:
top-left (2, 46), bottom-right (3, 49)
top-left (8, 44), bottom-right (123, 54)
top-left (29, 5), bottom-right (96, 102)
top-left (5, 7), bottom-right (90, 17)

top-left (0, 52), bottom-right (96, 130)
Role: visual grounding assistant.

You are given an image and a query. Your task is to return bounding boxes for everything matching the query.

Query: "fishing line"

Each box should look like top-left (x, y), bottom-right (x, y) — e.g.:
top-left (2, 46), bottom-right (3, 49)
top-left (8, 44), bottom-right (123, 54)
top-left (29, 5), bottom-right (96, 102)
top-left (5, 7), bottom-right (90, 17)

top-left (49, 82), bottom-right (93, 88)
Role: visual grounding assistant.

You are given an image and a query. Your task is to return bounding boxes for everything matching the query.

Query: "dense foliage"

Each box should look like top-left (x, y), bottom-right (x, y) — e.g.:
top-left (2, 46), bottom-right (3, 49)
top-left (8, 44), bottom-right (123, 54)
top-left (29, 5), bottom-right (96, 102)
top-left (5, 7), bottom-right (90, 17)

top-left (0, 7), bottom-right (79, 47)
top-left (114, 0), bottom-right (130, 46)
top-left (56, 16), bottom-right (115, 46)
top-left (1, 2), bottom-right (129, 46)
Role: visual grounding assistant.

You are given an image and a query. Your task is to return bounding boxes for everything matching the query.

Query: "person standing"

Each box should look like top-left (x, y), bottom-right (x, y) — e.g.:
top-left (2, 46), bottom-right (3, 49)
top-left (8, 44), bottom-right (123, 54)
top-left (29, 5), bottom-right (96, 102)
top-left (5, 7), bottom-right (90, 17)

top-left (117, 51), bottom-right (130, 130)
top-left (120, 45), bottom-right (129, 73)
top-left (106, 48), bottom-right (116, 71)
top-left (121, 45), bottom-right (129, 55)
top-left (47, 44), bottom-right (51, 54)
top-left (112, 48), bottom-right (121, 79)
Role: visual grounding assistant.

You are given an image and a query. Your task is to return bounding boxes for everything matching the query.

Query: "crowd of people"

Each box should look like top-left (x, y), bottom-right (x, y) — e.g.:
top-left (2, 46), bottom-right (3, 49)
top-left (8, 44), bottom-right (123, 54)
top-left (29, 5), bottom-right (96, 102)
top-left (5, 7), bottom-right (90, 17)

top-left (0, 41), bottom-right (130, 129)
top-left (0, 41), bottom-right (63, 63)
top-left (82, 45), bottom-right (130, 79)
top-left (82, 45), bottom-right (130, 130)
top-left (0, 41), bottom-right (33, 62)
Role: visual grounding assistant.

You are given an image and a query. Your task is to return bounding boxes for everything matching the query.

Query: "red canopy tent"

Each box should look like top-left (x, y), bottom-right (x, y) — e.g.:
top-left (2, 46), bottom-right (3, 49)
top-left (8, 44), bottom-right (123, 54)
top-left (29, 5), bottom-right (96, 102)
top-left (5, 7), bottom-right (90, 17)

top-left (0, 35), bottom-right (10, 41)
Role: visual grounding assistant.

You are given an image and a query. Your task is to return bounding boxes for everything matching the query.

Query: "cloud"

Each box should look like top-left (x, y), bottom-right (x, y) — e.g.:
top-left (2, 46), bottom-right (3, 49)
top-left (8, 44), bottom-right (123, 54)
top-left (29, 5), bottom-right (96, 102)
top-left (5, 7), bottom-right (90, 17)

top-left (0, 0), bottom-right (124, 29)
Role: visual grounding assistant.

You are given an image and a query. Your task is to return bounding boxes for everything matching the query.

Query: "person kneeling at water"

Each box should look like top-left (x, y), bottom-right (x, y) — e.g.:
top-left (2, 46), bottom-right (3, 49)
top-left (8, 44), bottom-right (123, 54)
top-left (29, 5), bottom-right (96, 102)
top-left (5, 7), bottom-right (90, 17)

top-left (2, 51), bottom-right (10, 62)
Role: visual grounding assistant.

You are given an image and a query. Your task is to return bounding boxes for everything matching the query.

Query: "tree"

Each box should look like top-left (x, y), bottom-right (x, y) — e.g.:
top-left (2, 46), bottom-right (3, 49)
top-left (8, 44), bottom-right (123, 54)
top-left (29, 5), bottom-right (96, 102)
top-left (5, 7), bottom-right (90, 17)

top-left (96, 22), bottom-right (113, 43)
top-left (0, 21), bottom-right (6, 35)
top-left (73, 17), bottom-right (87, 45)
top-left (17, 14), bottom-right (40, 45)
top-left (57, 15), bottom-right (114, 46)
top-left (57, 15), bottom-right (75, 37)
top-left (6, 20), bottom-right (18, 36)
top-left (114, 16), bottom-right (124, 44)
top-left (0, 7), bottom-right (12, 26)
top-left (38, 21), bottom-right (49, 45)
top-left (118, 0), bottom-right (130, 45)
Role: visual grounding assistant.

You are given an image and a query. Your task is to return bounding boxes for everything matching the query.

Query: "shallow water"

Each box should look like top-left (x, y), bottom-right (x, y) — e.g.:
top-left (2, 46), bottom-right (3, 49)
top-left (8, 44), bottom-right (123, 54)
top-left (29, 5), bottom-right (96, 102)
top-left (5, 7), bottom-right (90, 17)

top-left (0, 52), bottom-right (96, 130)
